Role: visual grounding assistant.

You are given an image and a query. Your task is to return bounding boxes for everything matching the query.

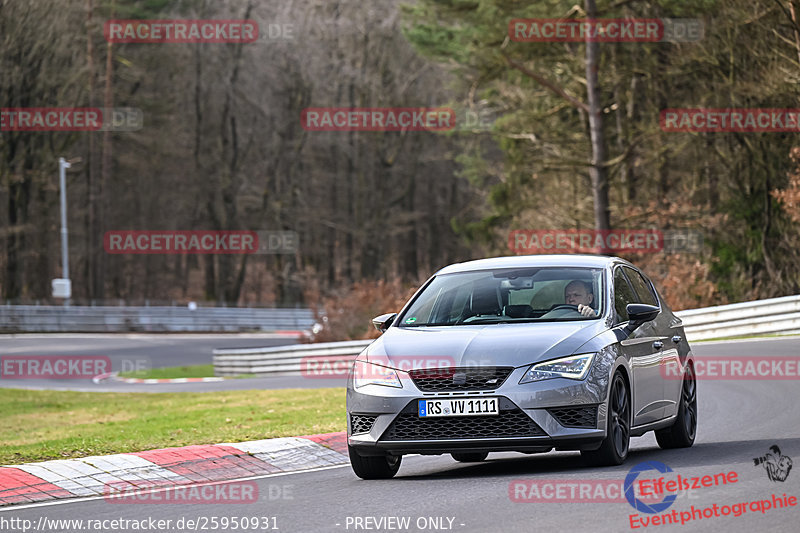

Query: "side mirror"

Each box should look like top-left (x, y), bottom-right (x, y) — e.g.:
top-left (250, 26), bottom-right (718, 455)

top-left (624, 303), bottom-right (660, 334)
top-left (371, 312), bottom-right (397, 333)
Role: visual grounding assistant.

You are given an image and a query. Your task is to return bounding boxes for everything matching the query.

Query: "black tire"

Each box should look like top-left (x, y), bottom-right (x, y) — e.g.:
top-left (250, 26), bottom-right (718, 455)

top-left (451, 452), bottom-right (489, 463)
top-left (582, 372), bottom-right (631, 466)
top-left (655, 363), bottom-right (697, 449)
top-left (348, 444), bottom-right (401, 479)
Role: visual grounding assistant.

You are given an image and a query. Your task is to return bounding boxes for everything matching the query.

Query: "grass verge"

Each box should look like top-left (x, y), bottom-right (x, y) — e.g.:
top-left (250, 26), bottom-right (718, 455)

top-left (117, 364), bottom-right (256, 379)
top-left (0, 387), bottom-right (345, 465)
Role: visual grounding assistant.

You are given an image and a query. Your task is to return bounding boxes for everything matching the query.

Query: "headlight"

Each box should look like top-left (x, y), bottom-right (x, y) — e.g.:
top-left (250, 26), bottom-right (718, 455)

top-left (519, 353), bottom-right (595, 383)
top-left (353, 360), bottom-right (403, 388)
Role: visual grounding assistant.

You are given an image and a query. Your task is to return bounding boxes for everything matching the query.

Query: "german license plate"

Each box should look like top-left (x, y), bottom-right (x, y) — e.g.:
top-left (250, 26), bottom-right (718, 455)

top-left (418, 397), bottom-right (499, 417)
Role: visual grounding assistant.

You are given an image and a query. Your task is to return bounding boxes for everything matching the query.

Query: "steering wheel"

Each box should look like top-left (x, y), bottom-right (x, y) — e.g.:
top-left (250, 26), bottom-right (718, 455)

top-left (548, 304), bottom-right (580, 312)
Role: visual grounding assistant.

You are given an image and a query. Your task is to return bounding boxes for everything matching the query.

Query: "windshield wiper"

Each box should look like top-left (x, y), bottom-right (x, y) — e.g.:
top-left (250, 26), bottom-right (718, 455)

top-left (400, 322), bottom-right (454, 327)
top-left (462, 318), bottom-right (509, 324)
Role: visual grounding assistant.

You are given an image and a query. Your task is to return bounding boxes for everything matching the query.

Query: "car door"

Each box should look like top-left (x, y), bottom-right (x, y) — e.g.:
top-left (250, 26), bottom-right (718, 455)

top-left (613, 266), bottom-right (665, 426)
top-left (625, 267), bottom-right (683, 419)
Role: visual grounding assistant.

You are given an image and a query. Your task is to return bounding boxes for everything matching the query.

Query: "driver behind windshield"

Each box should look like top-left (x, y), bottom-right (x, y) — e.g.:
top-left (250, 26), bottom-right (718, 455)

top-left (565, 280), bottom-right (596, 317)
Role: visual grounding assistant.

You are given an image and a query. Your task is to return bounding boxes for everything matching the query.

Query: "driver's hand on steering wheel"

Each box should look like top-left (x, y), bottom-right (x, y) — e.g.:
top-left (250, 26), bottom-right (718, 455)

top-left (577, 304), bottom-right (596, 317)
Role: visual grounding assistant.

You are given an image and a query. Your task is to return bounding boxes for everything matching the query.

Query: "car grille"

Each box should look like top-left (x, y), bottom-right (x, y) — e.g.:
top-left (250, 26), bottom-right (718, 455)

top-left (350, 414), bottom-right (378, 435)
top-left (408, 366), bottom-right (514, 392)
top-left (547, 405), bottom-right (598, 428)
top-left (382, 401), bottom-right (545, 441)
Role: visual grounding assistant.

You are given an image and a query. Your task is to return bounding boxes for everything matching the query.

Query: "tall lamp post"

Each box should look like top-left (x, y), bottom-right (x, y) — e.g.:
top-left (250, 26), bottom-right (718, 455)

top-left (52, 157), bottom-right (72, 304)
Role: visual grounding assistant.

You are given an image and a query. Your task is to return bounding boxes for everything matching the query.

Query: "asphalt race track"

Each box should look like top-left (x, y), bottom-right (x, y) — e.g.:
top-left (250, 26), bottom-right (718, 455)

top-left (0, 333), bottom-right (299, 368)
top-left (0, 333), bottom-right (306, 391)
top-left (1, 337), bottom-right (799, 532)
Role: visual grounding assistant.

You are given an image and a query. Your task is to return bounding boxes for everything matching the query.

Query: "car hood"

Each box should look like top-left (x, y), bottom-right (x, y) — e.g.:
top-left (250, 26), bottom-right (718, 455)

top-left (364, 321), bottom-right (607, 369)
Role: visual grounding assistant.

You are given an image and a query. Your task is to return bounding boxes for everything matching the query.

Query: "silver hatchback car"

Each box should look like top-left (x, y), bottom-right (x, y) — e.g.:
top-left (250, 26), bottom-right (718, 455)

top-left (346, 255), bottom-right (697, 479)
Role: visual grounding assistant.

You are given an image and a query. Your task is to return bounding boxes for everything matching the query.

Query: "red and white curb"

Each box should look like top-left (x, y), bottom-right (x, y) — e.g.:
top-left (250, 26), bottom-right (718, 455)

top-left (0, 432), bottom-right (347, 506)
top-left (92, 372), bottom-right (226, 384)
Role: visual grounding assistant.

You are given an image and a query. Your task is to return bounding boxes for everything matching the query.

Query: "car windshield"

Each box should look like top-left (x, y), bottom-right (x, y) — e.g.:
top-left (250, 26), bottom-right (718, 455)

top-left (398, 267), bottom-right (604, 327)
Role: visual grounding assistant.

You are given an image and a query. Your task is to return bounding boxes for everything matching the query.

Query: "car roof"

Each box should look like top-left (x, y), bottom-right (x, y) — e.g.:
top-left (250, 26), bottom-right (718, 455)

top-left (434, 254), bottom-right (631, 275)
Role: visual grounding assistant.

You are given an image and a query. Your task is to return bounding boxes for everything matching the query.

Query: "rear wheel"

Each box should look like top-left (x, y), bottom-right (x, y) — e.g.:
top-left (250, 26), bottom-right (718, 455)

top-left (655, 363), bottom-right (697, 449)
top-left (348, 445), bottom-right (401, 479)
top-left (582, 372), bottom-right (631, 466)
top-left (451, 452), bottom-right (489, 463)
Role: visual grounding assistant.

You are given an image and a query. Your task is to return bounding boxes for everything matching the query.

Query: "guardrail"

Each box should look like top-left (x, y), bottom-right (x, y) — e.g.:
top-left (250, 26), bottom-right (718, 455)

top-left (213, 295), bottom-right (800, 376)
top-left (675, 294), bottom-right (800, 341)
top-left (0, 305), bottom-right (315, 333)
top-left (213, 340), bottom-right (371, 377)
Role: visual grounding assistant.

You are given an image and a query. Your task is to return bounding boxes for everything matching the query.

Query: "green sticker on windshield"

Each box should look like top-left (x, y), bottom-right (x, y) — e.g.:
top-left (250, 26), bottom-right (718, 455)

top-left (405, 317), bottom-right (417, 324)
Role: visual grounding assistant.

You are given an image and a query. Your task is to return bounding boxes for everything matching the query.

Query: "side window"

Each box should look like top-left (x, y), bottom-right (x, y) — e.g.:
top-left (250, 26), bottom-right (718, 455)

top-left (613, 268), bottom-right (637, 323)
top-left (623, 267), bottom-right (659, 307)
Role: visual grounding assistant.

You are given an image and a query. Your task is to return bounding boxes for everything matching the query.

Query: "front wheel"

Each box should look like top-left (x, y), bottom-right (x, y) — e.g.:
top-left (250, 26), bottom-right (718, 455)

top-left (655, 363), bottom-right (697, 449)
top-left (582, 372), bottom-right (631, 466)
top-left (348, 445), bottom-right (401, 479)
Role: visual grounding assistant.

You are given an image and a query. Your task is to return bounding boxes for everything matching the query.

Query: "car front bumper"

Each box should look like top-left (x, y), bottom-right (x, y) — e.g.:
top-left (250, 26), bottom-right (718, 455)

top-left (347, 365), bottom-right (610, 456)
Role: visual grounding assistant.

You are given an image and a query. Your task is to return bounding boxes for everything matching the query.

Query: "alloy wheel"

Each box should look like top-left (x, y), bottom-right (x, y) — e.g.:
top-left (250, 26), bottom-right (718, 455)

top-left (610, 374), bottom-right (630, 458)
